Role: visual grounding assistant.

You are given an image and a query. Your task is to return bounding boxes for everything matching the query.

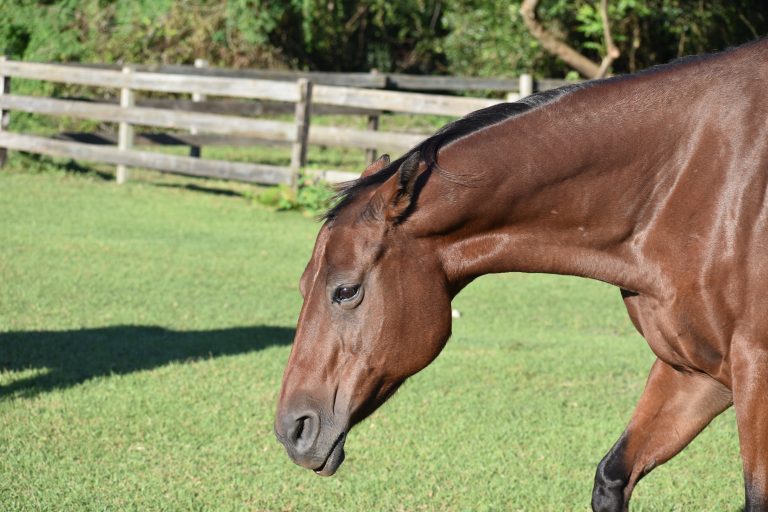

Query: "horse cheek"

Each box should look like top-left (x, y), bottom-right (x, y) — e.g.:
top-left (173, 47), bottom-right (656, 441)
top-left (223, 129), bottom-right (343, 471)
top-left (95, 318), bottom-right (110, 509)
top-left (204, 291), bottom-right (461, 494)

top-left (399, 283), bottom-right (452, 378)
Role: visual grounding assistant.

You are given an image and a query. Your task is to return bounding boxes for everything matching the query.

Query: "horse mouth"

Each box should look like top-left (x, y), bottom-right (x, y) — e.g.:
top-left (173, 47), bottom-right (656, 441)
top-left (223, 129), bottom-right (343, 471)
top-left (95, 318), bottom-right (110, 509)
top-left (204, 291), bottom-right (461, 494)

top-left (314, 432), bottom-right (346, 477)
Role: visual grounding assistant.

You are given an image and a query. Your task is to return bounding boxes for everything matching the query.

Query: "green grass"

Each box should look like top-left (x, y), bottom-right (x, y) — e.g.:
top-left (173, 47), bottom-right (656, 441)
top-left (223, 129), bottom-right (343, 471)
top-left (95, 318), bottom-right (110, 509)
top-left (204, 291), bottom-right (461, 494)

top-left (0, 162), bottom-right (744, 511)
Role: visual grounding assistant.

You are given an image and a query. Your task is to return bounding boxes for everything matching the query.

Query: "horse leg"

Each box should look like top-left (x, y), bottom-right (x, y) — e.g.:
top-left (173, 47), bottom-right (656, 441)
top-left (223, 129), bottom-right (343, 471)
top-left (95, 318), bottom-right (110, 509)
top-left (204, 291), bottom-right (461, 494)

top-left (732, 344), bottom-right (768, 511)
top-left (591, 358), bottom-right (732, 512)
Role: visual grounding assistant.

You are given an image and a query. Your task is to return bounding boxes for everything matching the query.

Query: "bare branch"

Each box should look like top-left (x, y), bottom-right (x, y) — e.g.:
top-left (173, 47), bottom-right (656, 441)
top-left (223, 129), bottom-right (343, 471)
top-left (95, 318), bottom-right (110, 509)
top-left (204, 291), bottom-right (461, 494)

top-left (596, 0), bottom-right (620, 78)
top-left (520, 0), bottom-right (601, 78)
top-left (519, 0), bottom-right (620, 80)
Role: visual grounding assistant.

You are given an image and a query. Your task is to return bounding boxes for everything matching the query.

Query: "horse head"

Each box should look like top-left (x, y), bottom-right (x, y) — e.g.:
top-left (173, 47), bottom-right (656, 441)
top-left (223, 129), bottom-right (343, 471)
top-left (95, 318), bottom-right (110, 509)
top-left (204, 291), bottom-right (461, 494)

top-left (274, 153), bottom-right (454, 476)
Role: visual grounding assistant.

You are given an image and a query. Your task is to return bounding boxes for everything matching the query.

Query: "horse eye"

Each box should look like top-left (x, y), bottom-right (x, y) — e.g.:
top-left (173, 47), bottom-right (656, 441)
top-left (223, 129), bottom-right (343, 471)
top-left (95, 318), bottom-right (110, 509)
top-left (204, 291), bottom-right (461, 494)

top-left (333, 285), bottom-right (360, 303)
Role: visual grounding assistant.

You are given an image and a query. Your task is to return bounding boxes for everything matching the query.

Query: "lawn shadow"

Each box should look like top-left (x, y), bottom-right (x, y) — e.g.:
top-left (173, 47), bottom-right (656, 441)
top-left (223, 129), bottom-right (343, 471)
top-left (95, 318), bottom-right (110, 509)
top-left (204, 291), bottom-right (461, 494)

top-left (153, 182), bottom-right (247, 197)
top-left (19, 152), bottom-right (114, 181)
top-left (0, 325), bottom-right (294, 399)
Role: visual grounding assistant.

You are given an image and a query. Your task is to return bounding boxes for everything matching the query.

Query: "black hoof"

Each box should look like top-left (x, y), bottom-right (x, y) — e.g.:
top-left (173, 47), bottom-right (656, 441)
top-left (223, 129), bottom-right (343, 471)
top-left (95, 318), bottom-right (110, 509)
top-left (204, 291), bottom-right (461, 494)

top-left (745, 480), bottom-right (768, 512)
top-left (591, 479), bottom-right (625, 512)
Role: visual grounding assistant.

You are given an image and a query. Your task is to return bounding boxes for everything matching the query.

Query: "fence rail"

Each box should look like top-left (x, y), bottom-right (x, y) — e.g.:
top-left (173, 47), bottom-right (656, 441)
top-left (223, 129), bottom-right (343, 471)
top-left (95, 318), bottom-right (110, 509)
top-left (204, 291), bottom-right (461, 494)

top-left (54, 61), bottom-right (576, 92)
top-left (0, 59), bottom-right (565, 186)
top-left (0, 131), bottom-right (291, 184)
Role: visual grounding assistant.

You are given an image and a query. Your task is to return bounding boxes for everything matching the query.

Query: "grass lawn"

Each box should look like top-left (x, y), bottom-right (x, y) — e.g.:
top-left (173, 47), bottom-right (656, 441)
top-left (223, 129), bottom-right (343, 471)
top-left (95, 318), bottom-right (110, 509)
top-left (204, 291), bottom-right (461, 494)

top-left (0, 160), bottom-right (744, 511)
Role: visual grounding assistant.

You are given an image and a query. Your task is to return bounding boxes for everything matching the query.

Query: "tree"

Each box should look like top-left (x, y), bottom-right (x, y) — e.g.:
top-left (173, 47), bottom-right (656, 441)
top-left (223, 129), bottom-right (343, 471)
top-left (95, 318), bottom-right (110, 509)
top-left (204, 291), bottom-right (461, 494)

top-left (444, 0), bottom-right (767, 78)
top-left (1, 0), bottom-right (766, 78)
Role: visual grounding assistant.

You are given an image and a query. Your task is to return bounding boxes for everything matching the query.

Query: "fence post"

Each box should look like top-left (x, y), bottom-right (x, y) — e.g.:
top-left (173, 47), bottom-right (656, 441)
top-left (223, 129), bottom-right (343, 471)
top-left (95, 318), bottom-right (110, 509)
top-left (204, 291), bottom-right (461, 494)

top-left (290, 78), bottom-right (312, 191)
top-left (116, 65), bottom-right (135, 184)
top-left (519, 73), bottom-right (533, 99)
top-left (365, 69), bottom-right (381, 165)
top-left (189, 58), bottom-right (208, 158)
top-left (0, 56), bottom-right (10, 168)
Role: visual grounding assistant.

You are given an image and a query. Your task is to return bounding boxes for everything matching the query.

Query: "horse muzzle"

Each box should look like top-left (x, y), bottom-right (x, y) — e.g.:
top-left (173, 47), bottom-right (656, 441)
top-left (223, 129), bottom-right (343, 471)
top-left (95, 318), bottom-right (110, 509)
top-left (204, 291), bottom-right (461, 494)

top-left (274, 407), bottom-right (347, 476)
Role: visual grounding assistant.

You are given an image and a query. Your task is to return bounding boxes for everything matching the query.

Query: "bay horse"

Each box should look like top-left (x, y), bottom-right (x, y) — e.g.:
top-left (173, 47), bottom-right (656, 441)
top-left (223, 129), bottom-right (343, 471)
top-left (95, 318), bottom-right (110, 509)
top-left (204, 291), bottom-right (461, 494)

top-left (275, 38), bottom-right (768, 511)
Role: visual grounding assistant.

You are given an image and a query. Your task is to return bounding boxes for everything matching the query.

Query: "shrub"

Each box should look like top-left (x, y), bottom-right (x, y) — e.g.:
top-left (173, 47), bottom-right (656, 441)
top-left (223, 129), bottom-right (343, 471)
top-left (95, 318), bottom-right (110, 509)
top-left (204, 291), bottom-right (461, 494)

top-left (254, 177), bottom-right (335, 216)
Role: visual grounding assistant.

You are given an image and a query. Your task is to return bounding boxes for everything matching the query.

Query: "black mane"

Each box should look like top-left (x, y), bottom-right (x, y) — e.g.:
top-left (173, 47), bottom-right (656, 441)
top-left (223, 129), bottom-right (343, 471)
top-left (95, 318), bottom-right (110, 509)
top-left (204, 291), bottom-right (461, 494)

top-left (322, 82), bottom-right (585, 221)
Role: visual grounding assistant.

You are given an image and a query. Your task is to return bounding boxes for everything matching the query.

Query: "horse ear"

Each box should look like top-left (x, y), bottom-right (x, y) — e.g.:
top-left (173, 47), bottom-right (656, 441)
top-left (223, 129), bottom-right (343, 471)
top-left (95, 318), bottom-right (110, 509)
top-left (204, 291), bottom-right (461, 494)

top-left (360, 154), bottom-right (390, 178)
top-left (383, 152), bottom-right (423, 222)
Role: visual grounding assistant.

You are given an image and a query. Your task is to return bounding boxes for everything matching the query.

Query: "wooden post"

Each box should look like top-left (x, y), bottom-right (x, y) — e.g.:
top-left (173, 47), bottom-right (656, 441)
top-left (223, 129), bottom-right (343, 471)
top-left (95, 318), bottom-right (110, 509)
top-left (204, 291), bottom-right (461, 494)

top-left (365, 113), bottom-right (380, 165)
top-left (189, 58), bottom-right (208, 158)
top-left (519, 73), bottom-right (534, 99)
top-left (365, 69), bottom-right (381, 165)
top-left (0, 56), bottom-right (10, 168)
top-left (290, 78), bottom-right (312, 191)
top-left (116, 65), bottom-right (135, 184)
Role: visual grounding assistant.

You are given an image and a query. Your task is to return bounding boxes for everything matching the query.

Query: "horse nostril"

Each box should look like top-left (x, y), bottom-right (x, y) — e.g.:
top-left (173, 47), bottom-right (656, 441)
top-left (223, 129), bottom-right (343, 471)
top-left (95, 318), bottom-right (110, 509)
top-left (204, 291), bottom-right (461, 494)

top-left (292, 416), bottom-right (307, 442)
top-left (286, 413), bottom-right (318, 453)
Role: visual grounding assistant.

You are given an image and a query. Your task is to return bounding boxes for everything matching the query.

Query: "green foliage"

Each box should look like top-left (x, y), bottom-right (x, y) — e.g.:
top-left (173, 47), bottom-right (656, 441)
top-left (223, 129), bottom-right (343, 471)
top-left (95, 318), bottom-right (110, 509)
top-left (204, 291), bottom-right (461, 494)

top-left (443, 0), bottom-right (767, 77)
top-left (253, 184), bottom-right (295, 210)
top-left (0, 1), bottom-right (765, 79)
top-left (0, 0), bottom-right (448, 72)
top-left (261, 0), bottom-right (449, 72)
top-left (254, 178), bottom-right (334, 216)
top-left (296, 178), bottom-right (335, 215)
top-left (1, 0), bottom-right (766, 78)
top-left (442, 1), bottom-right (583, 78)
top-left (0, 0), bottom-right (285, 67)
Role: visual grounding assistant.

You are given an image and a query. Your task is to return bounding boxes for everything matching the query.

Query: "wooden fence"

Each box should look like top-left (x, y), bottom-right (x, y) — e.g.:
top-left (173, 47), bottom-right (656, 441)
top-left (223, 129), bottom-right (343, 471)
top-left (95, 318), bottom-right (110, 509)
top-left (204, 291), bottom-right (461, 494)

top-left (0, 59), bottom-right (557, 186)
top-left (53, 61), bottom-right (573, 93)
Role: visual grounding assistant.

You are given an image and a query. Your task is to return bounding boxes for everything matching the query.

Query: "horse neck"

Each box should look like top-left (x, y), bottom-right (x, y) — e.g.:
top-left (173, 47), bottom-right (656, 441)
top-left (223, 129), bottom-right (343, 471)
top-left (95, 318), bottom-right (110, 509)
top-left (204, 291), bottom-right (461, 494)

top-left (424, 82), bottom-right (688, 297)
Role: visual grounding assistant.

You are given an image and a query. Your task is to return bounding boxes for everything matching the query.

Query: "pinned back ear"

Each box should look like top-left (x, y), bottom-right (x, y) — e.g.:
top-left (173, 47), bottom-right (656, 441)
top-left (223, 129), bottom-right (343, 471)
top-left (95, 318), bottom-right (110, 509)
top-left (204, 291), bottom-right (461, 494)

top-left (360, 154), bottom-right (390, 178)
top-left (384, 152), bottom-right (423, 222)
